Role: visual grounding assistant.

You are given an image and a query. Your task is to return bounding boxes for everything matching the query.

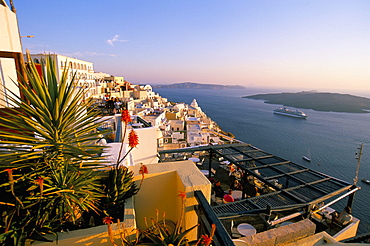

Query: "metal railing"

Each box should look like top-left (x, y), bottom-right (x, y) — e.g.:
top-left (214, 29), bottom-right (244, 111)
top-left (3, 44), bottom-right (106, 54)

top-left (136, 116), bottom-right (152, 127)
top-left (194, 190), bottom-right (234, 246)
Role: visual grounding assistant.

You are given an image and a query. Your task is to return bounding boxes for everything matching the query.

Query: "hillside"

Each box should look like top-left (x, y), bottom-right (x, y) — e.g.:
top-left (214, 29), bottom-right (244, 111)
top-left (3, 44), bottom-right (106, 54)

top-left (152, 82), bottom-right (245, 89)
top-left (243, 91), bottom-right (370, 113)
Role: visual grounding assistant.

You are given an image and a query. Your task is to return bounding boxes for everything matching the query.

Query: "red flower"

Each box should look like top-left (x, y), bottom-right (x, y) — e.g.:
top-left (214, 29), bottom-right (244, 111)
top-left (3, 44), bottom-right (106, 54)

top-left (4, 168), bottom-right (14, 181)
top-left (139, 164), bottom-right (148, 175)
top-left (36, 176), bottom-right (44, 195)
top-left (138, 163), bottom-right (148, 190)
top-left (178, 191), bottom-right (186, 200)
top-left (104, 216), bottom-right (114, 243)
top-left (36, 176), bottom-right (44, 185)
top-left (103, 216), bottom-right (113, 224)
top-left (121, 109), bottom-right (131, 124)
top-left (128, 129), bottom-right (139, 148)
top-left (201, 235), bottom-right (212, 246)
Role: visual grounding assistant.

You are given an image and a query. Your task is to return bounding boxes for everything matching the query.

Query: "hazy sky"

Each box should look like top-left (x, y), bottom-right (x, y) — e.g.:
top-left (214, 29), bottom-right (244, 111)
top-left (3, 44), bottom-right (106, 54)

top-left (12, 0), bottom-right (370, 92)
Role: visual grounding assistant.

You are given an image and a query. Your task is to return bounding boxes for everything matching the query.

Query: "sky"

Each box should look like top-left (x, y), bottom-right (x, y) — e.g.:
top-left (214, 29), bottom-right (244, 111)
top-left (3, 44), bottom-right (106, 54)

top-left (10, 0), bottom-right (370, 93)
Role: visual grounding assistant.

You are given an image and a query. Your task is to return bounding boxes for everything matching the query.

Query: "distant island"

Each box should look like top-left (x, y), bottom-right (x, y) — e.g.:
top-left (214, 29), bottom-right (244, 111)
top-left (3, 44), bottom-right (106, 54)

top-left (243, 91), bottom-right (370, 113)
top-left (152, 82), bottom-right (245, 90)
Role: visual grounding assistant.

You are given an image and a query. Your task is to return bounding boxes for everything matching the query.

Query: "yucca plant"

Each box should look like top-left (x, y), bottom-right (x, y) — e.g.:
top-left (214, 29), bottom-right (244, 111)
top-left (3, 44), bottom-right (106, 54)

top-left (0, 52), bottom-right (108, 245)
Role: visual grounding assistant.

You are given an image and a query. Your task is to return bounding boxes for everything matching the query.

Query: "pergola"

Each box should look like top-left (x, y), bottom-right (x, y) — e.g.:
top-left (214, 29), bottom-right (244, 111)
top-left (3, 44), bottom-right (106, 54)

top-left (159, 143), bottom-right (357, 219)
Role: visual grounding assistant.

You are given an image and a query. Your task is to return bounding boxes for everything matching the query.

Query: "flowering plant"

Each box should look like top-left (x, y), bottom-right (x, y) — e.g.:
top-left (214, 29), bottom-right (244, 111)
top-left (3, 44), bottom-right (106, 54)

top-left (0, 53), bottom-right (147, 246)
top-left (103, 191), bottom-right (215, 245)
top-left (115, 109), bottom-right (139, 168)
top-left (0, 53), bottom-right (106, 245)
top-left (106, 132), bottom-right (116, 141)
top-left (140, 191), bottom-right (215, 246)
top-left (102, 109), bottom-right (147, 221)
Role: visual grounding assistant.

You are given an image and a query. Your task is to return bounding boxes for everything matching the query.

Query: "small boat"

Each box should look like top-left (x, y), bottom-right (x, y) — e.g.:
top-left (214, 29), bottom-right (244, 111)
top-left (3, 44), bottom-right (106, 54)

top-left (361, 178), bottom-right (370, 185)
top-left (273, 107), bottom-right (307, 119)
top-left (303, 148), bottom-right (311, 162)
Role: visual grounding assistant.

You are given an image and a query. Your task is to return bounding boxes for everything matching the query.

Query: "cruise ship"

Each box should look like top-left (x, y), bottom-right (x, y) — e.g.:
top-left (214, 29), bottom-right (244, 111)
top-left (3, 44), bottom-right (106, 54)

top-left (273, 107), bottom-right (307, 119)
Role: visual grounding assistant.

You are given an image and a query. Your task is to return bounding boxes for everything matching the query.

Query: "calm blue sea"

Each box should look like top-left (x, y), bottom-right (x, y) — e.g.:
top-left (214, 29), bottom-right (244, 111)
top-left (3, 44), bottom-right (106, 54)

top-left (154, 87), bottom-right (370, 233)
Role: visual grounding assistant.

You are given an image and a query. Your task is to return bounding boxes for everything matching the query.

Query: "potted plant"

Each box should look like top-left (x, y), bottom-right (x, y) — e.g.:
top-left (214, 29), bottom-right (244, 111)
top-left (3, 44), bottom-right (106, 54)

top-left (103, 191), bottom-right (215, 245)
top-left (0, 52), bottom-right (109, 245)
top-left (101, 109), bottom-right (145, 222)
top-left (106, 132), bottom-right (116, 143)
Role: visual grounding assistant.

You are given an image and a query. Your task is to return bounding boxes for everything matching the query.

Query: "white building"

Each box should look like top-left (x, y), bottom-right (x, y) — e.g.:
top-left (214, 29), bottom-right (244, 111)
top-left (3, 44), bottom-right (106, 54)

top-left (26, 54), bottom-right (97, 98)
top-left (99, 75), bottom-right (125, 98)
top-left (169, 120), bottom-right (185, 132)
top-left (98, 115), bottom-right (159, 165)
top-left (142, 111), bottom-right (168, 130)
top-left (173, 103), bottom-right (186, 112)
top-left (171, 131), bottom-right (185, 143)
top-left (93, 72), bottom-right (111, 97)
top-left (188, 99), bottom-right (203, 117)
top-left (190, 99), bottom-right (199, 109)
top-left (94, 72), bottom-right (111, 80)
top-left (142, 84), bottom-right (156, 99)
top-left (0, 1), bottom-right (23, 108)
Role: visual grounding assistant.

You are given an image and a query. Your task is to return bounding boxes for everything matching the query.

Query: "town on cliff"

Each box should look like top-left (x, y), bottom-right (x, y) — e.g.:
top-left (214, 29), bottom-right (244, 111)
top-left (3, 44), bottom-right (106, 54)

top-left (95, 88), bottom-right (238, 151)
top-left (17, 54), bottom-right (237, 151)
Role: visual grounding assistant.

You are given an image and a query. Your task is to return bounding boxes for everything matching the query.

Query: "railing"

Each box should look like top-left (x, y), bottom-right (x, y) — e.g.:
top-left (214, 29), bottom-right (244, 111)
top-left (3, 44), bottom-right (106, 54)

top-left (342, 231), bottom-right (370, 243)
top-left (194, 190), bottom-right (234, 246)
top-left (136, 116), bottom-right (152, 127)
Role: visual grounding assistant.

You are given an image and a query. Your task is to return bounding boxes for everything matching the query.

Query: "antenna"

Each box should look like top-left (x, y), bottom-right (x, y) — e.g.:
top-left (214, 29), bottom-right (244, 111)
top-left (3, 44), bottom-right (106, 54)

top-left (353, 143), bottom-right (364, 185)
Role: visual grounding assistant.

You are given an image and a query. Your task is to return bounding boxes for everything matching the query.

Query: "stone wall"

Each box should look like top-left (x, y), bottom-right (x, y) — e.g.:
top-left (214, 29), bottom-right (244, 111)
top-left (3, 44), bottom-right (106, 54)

top-left (240, 219), bottom-right (316, 246)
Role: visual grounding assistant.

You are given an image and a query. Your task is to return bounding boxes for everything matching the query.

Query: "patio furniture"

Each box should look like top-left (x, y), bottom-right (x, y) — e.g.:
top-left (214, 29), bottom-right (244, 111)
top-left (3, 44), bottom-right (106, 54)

top-left (201, 170), bottom-right (209, 176)
top-left (188, 157), bottom-right (200, 163)
top-left (237, 223), bottom-right (257, 236)
top-left (231, 190), bottom-right (243, 200)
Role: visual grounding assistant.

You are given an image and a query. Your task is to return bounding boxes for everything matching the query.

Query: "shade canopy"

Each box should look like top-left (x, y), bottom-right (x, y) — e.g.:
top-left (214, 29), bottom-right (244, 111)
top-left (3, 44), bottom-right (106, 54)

top-left (159, 143), bottom-right (353, 216)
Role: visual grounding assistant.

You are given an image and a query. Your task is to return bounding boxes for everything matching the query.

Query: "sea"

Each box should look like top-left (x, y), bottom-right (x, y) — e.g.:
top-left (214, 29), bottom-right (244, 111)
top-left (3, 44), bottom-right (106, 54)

top-left (154, 87), bottom-right (370, 234)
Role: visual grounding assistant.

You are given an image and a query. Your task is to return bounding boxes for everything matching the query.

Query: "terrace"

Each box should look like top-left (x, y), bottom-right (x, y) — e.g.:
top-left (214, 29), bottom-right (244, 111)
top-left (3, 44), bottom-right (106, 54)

top-left (4, 142), bottom-right (362, 245)
top-left (159, 143), bottom-right (361, 245)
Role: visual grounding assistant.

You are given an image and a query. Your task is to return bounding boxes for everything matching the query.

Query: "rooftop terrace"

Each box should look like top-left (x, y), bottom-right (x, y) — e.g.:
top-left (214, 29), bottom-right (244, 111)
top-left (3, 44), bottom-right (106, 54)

top-left (159, 143), bottom-right (354, 215)
top-left (159, 143), bottom-right (360, 244)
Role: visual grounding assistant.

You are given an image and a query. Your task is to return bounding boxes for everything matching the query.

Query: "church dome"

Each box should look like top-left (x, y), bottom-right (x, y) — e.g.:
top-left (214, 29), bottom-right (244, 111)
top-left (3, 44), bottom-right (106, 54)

top-left (190, 99), bottom-right (198, 108)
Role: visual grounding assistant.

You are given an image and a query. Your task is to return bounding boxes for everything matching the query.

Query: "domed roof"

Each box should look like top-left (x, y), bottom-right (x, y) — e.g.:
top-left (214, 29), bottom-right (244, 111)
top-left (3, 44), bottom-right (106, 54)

top-left (190, 99), bottom-right (198, 108)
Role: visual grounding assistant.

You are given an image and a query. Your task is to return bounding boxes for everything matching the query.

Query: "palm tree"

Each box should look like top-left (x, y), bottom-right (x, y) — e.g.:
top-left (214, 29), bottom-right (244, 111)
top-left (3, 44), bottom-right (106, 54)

top-left (0, 52), bottom-right (108, 245)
